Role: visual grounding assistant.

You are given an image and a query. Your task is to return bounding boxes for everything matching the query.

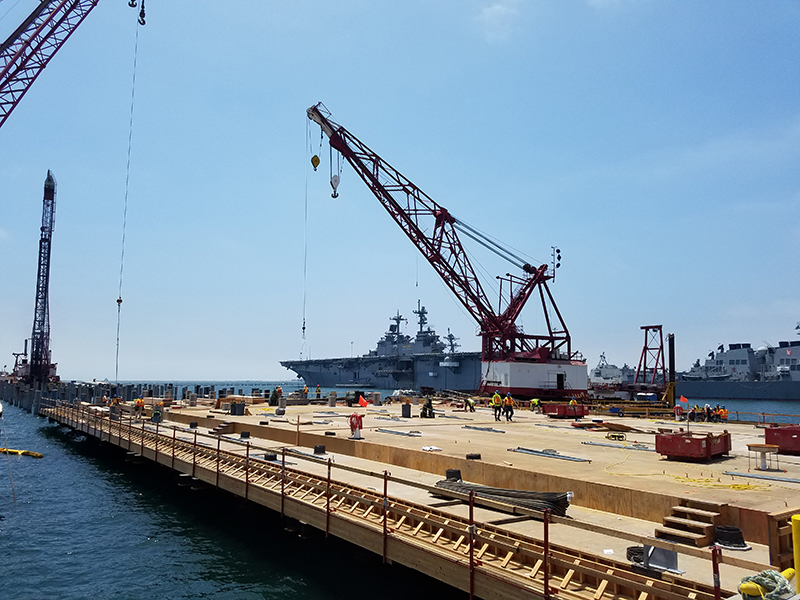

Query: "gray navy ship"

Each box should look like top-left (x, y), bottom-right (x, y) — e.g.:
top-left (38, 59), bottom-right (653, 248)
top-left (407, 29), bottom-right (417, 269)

top-left (676, 329), bottom-right (800, 401)
top-left (281, 302), bottom-right (481, 392)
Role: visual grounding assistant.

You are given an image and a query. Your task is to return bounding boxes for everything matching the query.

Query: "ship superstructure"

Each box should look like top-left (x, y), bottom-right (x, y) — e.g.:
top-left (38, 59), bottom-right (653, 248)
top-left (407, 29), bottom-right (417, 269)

top-left (281, 303), bottom-right (481, 392)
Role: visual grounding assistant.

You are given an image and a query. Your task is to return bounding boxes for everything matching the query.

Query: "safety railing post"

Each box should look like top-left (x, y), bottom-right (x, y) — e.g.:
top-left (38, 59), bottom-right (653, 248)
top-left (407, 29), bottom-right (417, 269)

top-left (543, 508), bottom-right (552, 600)
top-left (711, 545), bottom-right (721, 600)
top-left (382, 469), bottom-right (390, 563)
top-left (155, 421), bottom-right (160, 464)
top-left (128, 414), bottom-right (132, 451)
top-left (281, 447), bottom-right (286, 518)
top-left (215, 434), bottom-right (221, 487)
top-left (171, 426), bottom-right (176, 470)
top-left (192, 429), bottom-right (197, 477)
top-left (326, 458), bottom-right (331, 538)
top-left (469, 490), bottom-right (475, 600)
top-left (245, 442), bottom-right (250, 500)
top-left (141, 418), bottom-right (145, 456)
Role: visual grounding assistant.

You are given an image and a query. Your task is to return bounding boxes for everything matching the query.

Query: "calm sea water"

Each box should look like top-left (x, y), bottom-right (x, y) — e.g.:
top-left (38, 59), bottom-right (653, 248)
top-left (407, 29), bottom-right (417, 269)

top-left (0, 405), bottom-right (462, 600)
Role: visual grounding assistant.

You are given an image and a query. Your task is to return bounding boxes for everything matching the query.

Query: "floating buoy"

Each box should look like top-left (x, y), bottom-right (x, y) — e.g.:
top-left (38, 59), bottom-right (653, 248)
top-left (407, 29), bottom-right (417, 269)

top-left (1, 448), bottom-right (43, 458)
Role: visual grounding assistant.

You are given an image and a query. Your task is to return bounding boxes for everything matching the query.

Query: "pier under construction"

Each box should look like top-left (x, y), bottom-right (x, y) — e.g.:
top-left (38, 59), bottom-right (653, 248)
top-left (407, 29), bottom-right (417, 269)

top-left (10, 388), bottom-right (796, 600)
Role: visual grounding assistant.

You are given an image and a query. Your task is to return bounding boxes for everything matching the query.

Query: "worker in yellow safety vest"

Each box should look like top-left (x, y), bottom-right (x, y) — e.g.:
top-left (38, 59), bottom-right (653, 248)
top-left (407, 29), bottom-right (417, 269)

top-left (491, 391), bottom-right (503, 421)
top-left (134, 397), bottom-right (145, 418)
top-left (316, 384), bottom-right (321, 400)
top-left (569, 398), bottom-right (577, 406)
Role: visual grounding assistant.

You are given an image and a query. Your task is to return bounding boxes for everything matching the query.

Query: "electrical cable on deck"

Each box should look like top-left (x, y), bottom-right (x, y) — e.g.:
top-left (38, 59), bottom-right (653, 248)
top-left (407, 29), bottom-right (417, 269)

top-left (115, 19), bottom-right (142, 386)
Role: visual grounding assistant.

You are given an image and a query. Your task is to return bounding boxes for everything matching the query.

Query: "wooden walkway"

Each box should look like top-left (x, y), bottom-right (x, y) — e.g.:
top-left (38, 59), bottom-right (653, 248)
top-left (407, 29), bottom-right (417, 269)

top-left (43, 403), bottom-right (730, 600)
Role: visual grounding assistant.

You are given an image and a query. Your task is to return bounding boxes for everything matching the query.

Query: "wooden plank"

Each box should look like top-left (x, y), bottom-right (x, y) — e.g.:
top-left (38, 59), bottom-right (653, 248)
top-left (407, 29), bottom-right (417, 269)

top-left (362, 506), bottom-right (374, 519)
top-left (560, 560), bottom-right (580, 589)
top-left (637, 579), bottom-right (654, 600)
top-left (452, 534), bottom-right (464, 552)
top-left (412, 521), bottom-right (425, 536)
top-left (528, 559), bottom-right (543, 579)
top-left (476, 543), bottom-right (489, 559)
top-left (395, 515), bottom-right (407, 530)
top-left (500, 550), bottom-right (515, 569)
top-left (593, 569), bottom-right (614, 600)
top-left (432, 528), bottom-right (445, 544)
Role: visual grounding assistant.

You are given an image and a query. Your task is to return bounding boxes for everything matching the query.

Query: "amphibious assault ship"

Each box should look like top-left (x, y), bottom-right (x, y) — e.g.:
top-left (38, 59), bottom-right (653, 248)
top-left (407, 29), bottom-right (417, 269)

top-left (281, 303), bottom-right (481, 392)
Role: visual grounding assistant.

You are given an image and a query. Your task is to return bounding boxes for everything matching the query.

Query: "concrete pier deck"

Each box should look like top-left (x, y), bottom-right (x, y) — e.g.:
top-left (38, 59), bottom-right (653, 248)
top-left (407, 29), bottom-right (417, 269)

top-left (42, 399), bottom-right (800, 600)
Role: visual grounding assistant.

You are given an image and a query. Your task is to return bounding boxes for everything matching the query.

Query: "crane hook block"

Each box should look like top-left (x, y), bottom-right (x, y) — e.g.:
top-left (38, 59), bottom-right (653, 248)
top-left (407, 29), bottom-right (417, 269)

top-left (311, 155), bottom-right (320, 171)
top-left (330, 174), bottom-right (340, 198)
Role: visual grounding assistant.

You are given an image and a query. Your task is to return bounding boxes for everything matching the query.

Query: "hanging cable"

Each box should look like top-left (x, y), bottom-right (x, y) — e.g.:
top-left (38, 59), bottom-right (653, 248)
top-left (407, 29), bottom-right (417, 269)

top-left (115, 20), bottom-right (140, 387)
top-left (300, 117), bottom-right (310, 360)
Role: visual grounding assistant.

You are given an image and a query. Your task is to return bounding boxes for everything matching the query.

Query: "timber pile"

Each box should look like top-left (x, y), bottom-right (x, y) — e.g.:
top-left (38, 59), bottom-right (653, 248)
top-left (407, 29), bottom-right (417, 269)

top-left (434, 479), bottom-right (572, 516)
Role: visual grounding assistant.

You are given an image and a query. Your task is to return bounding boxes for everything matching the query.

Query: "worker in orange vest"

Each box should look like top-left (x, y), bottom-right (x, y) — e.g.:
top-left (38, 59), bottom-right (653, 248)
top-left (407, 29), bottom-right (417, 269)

top-left (502, 393), bottom-right (516, 422)
top-left (134, 397), bottom-right (144, 418)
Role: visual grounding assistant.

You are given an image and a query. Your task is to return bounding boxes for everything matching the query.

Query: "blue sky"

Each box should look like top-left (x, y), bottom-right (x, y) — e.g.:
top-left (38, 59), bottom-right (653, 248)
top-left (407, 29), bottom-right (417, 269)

top-left (1, 0), bottom-right (798, 381)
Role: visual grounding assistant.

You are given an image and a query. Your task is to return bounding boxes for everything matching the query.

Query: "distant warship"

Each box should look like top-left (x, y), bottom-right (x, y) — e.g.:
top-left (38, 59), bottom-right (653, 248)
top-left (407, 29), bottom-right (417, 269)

top-left (281, 302), bottom-right (481, 392)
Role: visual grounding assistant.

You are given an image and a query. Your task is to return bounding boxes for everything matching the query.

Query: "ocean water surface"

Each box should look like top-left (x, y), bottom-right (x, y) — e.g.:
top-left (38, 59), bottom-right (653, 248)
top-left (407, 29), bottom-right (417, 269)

top-left (0, 405), bottom-right (462, 600)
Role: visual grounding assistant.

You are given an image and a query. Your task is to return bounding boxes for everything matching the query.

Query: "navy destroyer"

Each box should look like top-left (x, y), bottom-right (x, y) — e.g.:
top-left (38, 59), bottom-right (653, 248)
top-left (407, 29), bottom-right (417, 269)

top-left (281, 302), bottom-right (481, 392)
top-left (676, 328), bottom-right (800, 401)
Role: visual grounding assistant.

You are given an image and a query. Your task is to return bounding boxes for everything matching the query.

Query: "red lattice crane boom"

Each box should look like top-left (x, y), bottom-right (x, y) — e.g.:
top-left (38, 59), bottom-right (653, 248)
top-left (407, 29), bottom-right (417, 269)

top-left (0, 0), bottom-right (101, 130)
top-left (307, 103), bottom-right (586, 397)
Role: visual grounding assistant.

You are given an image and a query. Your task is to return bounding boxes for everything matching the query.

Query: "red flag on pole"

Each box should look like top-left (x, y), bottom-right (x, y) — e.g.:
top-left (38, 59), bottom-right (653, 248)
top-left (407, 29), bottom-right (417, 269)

top-left (679, 395), bottom-right (688, 404)
top-left (358, 395), bottom-right (368, 407)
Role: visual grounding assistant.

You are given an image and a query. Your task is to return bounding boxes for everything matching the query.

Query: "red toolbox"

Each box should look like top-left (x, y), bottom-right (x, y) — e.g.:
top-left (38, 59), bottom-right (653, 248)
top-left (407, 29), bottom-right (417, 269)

top-left (765, 425), bottom-right (800, 455)
top-left (655, 431), bottom-right (732, 461)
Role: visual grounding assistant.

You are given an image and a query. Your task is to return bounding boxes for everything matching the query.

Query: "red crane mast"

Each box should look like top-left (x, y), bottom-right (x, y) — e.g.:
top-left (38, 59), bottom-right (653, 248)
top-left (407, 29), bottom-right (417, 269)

top-left (307, 103), bottom-right (586, 398)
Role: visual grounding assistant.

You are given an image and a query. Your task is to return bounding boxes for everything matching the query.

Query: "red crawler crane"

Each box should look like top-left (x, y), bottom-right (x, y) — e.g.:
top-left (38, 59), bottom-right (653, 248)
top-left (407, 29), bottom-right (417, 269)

top-left (307, 103), bottom-right (586, 398)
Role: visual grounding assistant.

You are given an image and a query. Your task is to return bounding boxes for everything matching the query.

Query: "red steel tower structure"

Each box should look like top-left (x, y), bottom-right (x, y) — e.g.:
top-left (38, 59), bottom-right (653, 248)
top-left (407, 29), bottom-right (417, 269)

top-left (634, 325), bottom-right (665, 389)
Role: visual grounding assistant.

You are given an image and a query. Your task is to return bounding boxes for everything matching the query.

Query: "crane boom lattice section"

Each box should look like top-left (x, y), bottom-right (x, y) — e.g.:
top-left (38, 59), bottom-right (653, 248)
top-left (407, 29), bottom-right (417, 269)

top-left (0, 0), bottom-right (99, 129)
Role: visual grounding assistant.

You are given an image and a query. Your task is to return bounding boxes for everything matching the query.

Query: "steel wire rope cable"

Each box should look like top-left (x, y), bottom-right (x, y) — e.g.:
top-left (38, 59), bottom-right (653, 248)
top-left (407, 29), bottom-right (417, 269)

top-left (1, 410), bottom-right (16, 506)
top-left (0, 0), bottom-right (26, 23)
top-left (299, 118), bottom-right (312, 359)
top-left (115, 19), bottom-right (141, 386)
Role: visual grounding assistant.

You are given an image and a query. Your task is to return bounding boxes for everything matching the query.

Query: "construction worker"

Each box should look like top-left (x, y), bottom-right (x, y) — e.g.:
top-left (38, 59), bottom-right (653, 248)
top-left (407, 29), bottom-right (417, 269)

top-left (491, 390), bottom-right (503, 421)
top-left (152, 400), bottom-right (164, 423)
top-left (569, 398), bottom-right (577, 406)
top-left (503, 392), bottom-right (516, 422)
top-left (316, 384), bottom-right (321, 400)
top-left (134, 397), bottom-right (145, 418)
top-left (465, 397), bottom-right (476, 412)
top-left (303, 385), bottom-right (308, 399)
top-left (720, 406), bottom-right (729, 421)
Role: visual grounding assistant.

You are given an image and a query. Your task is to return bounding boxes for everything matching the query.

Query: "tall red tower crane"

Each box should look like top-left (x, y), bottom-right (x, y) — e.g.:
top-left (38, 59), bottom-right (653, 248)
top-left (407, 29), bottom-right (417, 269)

top-left (307, 103), bottom-right (587, 398)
